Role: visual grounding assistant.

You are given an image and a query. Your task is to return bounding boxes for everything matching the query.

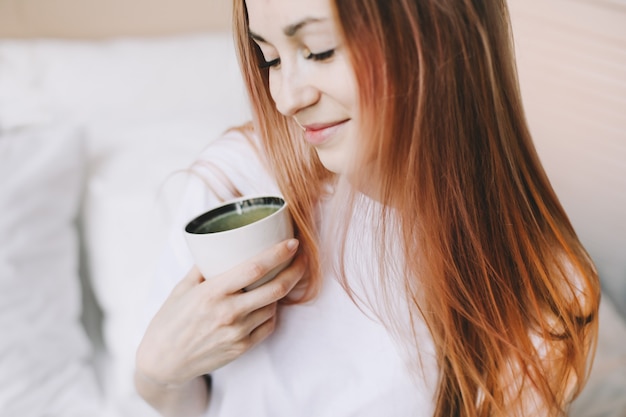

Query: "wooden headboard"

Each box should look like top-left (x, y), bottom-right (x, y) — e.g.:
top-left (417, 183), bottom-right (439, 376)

top-left (0, 0), bottom-right (232, 38)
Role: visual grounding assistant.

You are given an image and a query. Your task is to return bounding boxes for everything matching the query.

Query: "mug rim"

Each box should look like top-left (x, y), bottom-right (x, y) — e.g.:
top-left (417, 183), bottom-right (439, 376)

top-left (185, 195), bottom-right (286, 235)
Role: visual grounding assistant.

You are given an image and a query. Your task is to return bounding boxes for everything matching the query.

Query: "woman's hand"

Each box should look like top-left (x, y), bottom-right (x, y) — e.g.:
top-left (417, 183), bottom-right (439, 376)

top-left (136, 238), bottom-right (304, 388)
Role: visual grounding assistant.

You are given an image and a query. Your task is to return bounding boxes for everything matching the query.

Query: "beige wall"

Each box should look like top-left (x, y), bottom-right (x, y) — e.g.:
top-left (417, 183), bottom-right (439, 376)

top-left (508, 0), bottom-right (626, 307)
top-left (0, 0), bottom-right (232, 38)
top-left (508, 0), bottom-right (626, 232)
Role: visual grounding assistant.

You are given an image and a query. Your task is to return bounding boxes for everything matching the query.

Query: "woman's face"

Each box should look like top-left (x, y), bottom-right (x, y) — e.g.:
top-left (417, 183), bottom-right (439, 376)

top-left (246, 0), bottom-right (359, 174)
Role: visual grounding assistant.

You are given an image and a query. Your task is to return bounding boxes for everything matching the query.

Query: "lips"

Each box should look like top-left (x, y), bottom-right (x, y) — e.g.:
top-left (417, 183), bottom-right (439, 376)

top-left (301, 119), bottom-right (350, 146)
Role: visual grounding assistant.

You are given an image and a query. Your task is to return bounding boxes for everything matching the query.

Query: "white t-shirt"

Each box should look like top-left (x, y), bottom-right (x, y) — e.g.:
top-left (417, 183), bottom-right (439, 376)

top-left (147, 130), bottom-right (438, 416)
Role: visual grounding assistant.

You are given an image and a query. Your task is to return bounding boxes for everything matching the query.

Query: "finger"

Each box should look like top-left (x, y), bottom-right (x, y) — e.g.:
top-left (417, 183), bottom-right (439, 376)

top-left (241, 302), bottom-right (277, 335)
top-left (238, 252), bottom-right (307, 311)
top-left (247, 313), bottom-right (278, 348)
top-left (213, 238), bottom-right (299, 294)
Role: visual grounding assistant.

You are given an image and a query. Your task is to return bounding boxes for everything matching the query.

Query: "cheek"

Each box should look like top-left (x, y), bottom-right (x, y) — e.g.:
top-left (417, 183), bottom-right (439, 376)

top-left (331, 60), bottom-right (359, 113)
top-left (268, 72), bottom-right (281, 106)
top-left (345, 71), bottom-right (359, 112)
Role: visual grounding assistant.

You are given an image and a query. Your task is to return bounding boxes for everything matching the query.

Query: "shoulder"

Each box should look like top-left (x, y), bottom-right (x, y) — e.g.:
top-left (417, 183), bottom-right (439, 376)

top-left (188, 123), bottom-right (280, 199)
top-left (197, 123), bottom-right (264, 167)
top-left (552, 252), bottom-right (599, 318)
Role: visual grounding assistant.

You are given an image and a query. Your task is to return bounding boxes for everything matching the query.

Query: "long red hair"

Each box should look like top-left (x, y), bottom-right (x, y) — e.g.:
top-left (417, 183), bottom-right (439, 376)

top-left (233, 0), bottom-right (600, 416)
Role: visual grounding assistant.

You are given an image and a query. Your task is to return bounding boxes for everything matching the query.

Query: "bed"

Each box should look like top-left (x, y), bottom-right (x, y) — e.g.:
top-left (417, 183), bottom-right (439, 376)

top-left (1, 1), bottom-right (624, 416)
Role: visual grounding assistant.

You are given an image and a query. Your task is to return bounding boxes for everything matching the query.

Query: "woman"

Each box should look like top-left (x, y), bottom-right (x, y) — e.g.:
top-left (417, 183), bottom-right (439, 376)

top-left (135, 0), bottom-right (600, 416)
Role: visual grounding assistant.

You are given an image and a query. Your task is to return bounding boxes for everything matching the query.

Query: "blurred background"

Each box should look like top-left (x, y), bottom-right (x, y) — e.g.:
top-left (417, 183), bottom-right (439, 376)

top-left (0, 0), bottom-right (624, 416)
top-left (0, 0), bottom-right (232, 37)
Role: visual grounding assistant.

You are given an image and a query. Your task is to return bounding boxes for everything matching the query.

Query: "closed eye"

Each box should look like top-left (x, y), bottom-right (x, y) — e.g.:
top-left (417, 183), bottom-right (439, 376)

top-left (256, 48), bottom-right (335, 69)
top-left (252, 41), bottom-right (281, 69)
top-left (304, 49), bottom-right (335, 61)
top-left (259, 57), bottom-right (281, 69)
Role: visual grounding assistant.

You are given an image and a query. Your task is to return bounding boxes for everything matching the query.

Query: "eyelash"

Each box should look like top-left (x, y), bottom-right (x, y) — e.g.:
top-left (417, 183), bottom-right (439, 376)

top-left (305, 49), bottom-right (335, 61)
top-left (259, 49), bottom-right (335, 69)
top-left (259, 57), bottom-right (280, 69)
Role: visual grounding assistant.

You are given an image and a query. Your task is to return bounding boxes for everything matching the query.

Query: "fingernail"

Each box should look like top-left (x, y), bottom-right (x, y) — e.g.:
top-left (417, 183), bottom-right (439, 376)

top-left (287, 239), bottom-right (299, 251)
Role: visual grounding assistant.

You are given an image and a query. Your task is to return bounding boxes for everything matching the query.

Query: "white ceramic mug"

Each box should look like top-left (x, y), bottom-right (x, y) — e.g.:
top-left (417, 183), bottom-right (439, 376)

top-left (184, 195), bottom-right (294, 291)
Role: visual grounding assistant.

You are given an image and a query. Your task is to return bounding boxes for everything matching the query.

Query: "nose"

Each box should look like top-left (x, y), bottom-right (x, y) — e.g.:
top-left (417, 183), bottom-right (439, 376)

top-left (270, 64), bottom-right (319, 117)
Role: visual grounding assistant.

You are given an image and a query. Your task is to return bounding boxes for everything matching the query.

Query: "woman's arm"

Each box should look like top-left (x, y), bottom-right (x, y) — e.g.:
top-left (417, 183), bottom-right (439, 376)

top-left (134, 372), bottom-right (210, 417)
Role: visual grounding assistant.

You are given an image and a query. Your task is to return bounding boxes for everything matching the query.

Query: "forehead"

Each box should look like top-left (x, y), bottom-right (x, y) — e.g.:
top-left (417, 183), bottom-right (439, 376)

top-left (245, 0), bottom-right (335, 34)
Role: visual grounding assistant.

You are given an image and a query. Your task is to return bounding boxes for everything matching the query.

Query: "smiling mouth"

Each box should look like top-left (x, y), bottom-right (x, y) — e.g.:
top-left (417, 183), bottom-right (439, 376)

top-left (302, 119), bottom-right (350, 132)
top-left (300, 119), bottom-right (350, 146)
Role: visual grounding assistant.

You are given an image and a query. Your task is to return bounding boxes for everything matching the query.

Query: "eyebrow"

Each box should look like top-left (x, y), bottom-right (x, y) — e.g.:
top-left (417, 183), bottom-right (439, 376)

top-left (249, 17), bottom-right (326, 43)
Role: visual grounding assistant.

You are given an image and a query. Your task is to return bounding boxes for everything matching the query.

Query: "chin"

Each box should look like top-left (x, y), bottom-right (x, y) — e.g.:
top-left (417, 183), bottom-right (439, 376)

top-left (317, 153), bottom-right (345, 175)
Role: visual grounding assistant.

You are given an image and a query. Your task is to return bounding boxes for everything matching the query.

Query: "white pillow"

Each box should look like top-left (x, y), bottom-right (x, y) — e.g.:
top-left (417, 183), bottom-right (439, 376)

top-left (0, 124), bottom-right (105, 416)
top-left (73, 34), bottom-right (250, 414)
